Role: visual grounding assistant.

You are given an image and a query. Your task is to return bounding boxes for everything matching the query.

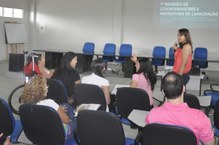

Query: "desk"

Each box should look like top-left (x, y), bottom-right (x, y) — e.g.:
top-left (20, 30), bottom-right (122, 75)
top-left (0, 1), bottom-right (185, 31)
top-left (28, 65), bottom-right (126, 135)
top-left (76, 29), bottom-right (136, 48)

top-left (128, 109), bottom-right (149, 128)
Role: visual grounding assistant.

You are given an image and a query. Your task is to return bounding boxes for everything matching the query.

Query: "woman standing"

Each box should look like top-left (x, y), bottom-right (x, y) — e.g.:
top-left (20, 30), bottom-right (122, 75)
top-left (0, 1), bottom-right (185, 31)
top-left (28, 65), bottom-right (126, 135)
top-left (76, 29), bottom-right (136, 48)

top-left (172, 28), bottom-right (193, 85)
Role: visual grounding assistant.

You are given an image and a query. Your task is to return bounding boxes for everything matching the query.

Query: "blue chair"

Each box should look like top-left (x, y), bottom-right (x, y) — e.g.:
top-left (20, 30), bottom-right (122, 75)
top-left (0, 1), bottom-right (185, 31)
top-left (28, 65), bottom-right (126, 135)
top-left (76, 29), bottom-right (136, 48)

top-left (19, 104), bottom-right (76, 145)
top-left (82, 42), bottom-right (95, 71)
top-left (0, 97), bottom-right (22, 144)
top-left (204, 84), bottom-right (219, 108)
top-left (151, 46), bottom-right (166, 72)
top-left (77, 110), bottom-right (134, 145)
top-left (193, 47), bottom-right (208, 78)
top-left (82, 42), bottom-right (95, 55)
top-left (114, 44), bottom-right (132, 72)
top-left (102, 43), bottom-right (116, 70)
top-left (166, 47), bottom-right (174, 66)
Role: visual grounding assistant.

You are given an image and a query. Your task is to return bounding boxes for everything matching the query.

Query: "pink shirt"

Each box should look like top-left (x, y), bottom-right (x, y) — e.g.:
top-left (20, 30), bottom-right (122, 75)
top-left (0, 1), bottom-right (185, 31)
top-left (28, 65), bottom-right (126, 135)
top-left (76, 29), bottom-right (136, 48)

top-left (146, 102), bottom-right (214, 144)
top-left (132, 73), bottom-right (153, 105)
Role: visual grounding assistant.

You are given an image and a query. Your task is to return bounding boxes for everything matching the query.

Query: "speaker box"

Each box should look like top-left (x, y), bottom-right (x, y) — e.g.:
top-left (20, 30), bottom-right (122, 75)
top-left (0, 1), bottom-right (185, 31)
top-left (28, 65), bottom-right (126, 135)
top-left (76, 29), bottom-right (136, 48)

top-left (9, 53), bottom-right (24, 72)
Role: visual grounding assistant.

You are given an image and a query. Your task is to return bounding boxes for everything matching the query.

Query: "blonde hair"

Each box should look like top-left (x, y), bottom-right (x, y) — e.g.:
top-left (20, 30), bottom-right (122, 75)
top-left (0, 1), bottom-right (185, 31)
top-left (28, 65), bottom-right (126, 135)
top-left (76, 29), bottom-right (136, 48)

top-left (21, 76), bottom-right (47, 104)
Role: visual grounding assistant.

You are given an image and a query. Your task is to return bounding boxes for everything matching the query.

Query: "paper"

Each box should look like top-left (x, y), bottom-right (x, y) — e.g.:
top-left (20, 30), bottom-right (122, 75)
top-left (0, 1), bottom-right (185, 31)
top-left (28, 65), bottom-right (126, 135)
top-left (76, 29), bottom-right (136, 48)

top-left (111, 84), bottom-right (129, 95)
top-left (74, 103), bottom-right (101, 116)
top-left (128, 109), bottom-right (149, 128)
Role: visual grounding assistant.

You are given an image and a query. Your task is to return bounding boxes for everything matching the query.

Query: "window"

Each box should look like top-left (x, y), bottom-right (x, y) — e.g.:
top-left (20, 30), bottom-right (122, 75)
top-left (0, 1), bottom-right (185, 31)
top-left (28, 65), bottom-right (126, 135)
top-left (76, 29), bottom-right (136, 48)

top-left (0, 7), bottom-right (2, 16)
top-left (1, 7), bottom-right (24, 19)
top-left (3, 7), bottom-right (13, 18)
top-left (13, 8), bottom-right (23, 18)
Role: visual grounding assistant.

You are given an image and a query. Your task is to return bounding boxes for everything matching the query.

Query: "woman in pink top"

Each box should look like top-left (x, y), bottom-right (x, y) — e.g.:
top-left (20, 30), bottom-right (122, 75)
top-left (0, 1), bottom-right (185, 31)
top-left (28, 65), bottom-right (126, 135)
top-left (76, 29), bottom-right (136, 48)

top-left (130, 57), bottom-right (157, 107)
top-left (173, 28), bottom-right (193, 85)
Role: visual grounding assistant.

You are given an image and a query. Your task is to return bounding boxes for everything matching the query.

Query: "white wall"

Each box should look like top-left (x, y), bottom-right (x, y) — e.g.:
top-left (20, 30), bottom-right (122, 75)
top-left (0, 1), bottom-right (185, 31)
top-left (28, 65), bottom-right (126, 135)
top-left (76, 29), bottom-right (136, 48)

top-left (0, 0), bottom-right (32, 60)
top-left (1, 0), bottom-right (219, 70)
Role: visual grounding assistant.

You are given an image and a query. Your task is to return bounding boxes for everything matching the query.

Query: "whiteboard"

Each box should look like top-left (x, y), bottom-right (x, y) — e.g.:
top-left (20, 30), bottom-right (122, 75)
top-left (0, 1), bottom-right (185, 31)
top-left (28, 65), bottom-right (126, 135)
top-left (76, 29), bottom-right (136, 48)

top-left (4, 23), bottom-right (28, 44)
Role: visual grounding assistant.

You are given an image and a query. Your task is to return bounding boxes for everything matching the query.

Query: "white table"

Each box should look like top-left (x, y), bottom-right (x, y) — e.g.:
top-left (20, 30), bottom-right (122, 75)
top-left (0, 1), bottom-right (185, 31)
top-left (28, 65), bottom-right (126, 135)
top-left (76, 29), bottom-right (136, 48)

top-left (128, 109), bottom-right (149, 128)
top-left (111, 84), bottom-right (129, 95)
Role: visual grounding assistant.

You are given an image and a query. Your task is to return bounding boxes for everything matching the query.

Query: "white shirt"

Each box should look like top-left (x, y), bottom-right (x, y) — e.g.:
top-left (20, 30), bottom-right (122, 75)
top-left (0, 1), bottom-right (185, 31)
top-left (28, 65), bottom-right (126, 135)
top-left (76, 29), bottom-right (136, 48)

top-left (81, 73), bottom-right (109, 87)
top-left (37, 99), bottom-right (59, 111)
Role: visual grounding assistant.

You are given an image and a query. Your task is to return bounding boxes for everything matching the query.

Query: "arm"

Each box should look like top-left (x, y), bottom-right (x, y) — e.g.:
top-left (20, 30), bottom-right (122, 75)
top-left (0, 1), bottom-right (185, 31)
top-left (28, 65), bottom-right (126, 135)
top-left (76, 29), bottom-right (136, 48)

top-left (75, 80), bottom-right (81, 84)
top-left (57, 106), bottom-right (70, 123)
top-left (179, 44), bottom-right (191, 75)
top-left (102, 86), bottom-right (111, 105)
top-left (202, 140), bottom-right (216, 145)
top-left (130, 80), bottom-right (138, 88)
top-left (38, 65), bottom-right (53, 78)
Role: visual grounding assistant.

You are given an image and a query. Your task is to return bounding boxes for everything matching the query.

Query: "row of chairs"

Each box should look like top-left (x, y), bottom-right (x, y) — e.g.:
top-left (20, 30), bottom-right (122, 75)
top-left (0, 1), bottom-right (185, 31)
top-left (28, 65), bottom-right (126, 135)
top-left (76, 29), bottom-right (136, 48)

top-left (152, 46), bottom-right (208, 72)
top-left (83, 42), bottom-right (132, 71)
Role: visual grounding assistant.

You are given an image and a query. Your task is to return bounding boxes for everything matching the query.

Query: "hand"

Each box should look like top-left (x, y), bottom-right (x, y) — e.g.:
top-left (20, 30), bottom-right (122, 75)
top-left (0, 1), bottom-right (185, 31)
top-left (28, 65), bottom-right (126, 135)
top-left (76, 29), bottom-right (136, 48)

top-left (60, 105), bottom-right (67, 112)
top-left (131, 55), bottom-right (137, 63)
top-left (172, 43), bottom-right (178, 50)
top-left (4, 136), bottom-right (12, 145)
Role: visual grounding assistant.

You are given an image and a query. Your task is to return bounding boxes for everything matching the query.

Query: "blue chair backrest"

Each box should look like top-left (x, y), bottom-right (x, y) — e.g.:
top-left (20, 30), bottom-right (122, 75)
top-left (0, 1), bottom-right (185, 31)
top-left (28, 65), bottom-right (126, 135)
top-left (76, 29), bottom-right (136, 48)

top-left (193, 47), bottom-right (208, 68)
top-left (167, 47), bottom-right (174, 66)
top-left (83, 42), bottom-right (95, 55)
top-left (152, 46), bottom-right (166, 66)
top-left (119, 44), bottom-right (132, 57)
top-left (103, 43), bottom-right (116, 56)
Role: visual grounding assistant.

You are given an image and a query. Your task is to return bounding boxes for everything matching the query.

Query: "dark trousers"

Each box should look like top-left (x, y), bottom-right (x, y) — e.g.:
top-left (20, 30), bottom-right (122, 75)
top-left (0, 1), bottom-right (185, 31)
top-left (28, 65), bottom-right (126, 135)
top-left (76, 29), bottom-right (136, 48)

top-left (182, 72), bottom-right (190, 85)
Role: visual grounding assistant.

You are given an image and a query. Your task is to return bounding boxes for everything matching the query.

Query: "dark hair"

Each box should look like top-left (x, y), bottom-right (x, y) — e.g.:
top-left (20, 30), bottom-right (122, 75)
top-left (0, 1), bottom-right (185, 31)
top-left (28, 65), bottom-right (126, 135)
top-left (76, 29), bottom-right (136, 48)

top-left (53, 51), bottom-right (77, 76)
top-left (91, 59), bottom-right (105, 78)
top-left (136, 58), bottom-right (157, 90)
top-left (178, 28), bottom-right (193, 50)
top-left (161, 72), bottom-right (183, 99)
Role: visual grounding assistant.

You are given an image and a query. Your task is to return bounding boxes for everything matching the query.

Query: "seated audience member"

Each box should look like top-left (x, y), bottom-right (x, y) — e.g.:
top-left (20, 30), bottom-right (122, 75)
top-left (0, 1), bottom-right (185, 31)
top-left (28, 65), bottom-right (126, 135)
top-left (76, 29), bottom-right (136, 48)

top-left (130, 55), bottom-right (157, 107)
top-left (81, 59), bottom-right (110, 105)
top-left (20, 76), bottom-right (75, 142)
top-left (0, 133), bottom-right (11, 145)
top-left (146, 72), bottom-right (215, 145)
top-left (24, 54), bottom-right (53, 78)
top-left (52, 52), bottom-right (80, 104)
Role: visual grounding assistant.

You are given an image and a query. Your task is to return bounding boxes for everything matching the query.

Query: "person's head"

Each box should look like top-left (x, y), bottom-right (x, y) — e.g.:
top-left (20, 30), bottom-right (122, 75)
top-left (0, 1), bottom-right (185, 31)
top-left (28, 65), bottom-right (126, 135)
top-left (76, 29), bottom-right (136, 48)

top-left (60, 51), bottom-right (77, 70)
top-left (91, 59), bottom-right (105, 77)
top-left (136, 58), bottom-right (157, 90)
top-left (20, 76), bottom-right (48, 104)
top-left (161, 72), bottom-right (184, 100)
top-left (177, 28), bottom-right (193, 49)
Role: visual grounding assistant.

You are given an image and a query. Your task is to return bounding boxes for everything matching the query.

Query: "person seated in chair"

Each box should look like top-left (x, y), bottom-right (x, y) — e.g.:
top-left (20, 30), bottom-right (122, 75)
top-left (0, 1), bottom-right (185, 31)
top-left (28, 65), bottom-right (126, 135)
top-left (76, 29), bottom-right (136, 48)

top-left (24, 54), bottom-right (53, 78)
top-left (20, 76), bottom-right (75, 142)
top-left (52, 52), bottom-right (80, 105)
top-left (146, 72), bottom-right (215, 145)
top-left (130, 55), bottom-right (157, 108)
top-left (81, 59), bottom-right (111, 106)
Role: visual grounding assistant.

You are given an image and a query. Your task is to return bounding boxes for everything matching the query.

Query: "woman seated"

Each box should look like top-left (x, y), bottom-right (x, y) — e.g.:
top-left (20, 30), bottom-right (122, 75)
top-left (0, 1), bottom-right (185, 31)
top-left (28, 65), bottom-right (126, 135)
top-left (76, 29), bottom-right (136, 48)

top-left (52, 52), bottom-right (80, 104)
top-left (130, 55), bottom-right (157, 107)
top-left (81, 59), bottom-right (111, 105)
top-left (20, 76), bottom-right (74, 142)
top-left (23, 54), bottom-right (53, 78)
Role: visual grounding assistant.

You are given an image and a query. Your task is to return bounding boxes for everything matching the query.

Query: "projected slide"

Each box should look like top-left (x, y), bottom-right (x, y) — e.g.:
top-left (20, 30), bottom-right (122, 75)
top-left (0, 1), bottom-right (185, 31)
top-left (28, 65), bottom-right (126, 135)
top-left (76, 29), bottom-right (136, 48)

top-left (154, 0), bottom-right (219, 28)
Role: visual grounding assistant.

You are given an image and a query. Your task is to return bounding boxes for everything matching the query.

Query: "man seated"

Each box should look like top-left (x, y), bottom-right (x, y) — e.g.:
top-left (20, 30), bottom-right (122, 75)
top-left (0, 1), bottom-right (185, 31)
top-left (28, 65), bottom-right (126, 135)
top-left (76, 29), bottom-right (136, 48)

top-left (146, 72), bottom-right (215, 145)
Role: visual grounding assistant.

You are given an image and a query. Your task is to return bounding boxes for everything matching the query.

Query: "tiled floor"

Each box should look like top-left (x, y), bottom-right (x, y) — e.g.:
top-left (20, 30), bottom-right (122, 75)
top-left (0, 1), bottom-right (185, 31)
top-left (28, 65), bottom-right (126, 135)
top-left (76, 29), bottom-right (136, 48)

top-left (0, 59), bottom-right (218, 144)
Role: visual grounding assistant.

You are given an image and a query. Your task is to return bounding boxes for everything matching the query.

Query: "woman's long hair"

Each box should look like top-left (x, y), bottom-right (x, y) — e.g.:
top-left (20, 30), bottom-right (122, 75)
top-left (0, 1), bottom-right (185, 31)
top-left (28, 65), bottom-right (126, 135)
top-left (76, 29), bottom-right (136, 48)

top-left (136, 58), bottom-right (157, 90)
top-left (178, 28), bottom-right (193, 51)
top-left (53, 51), bottom-right (76, 76)
top-left (91, 59), bottom-right (105, 78)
